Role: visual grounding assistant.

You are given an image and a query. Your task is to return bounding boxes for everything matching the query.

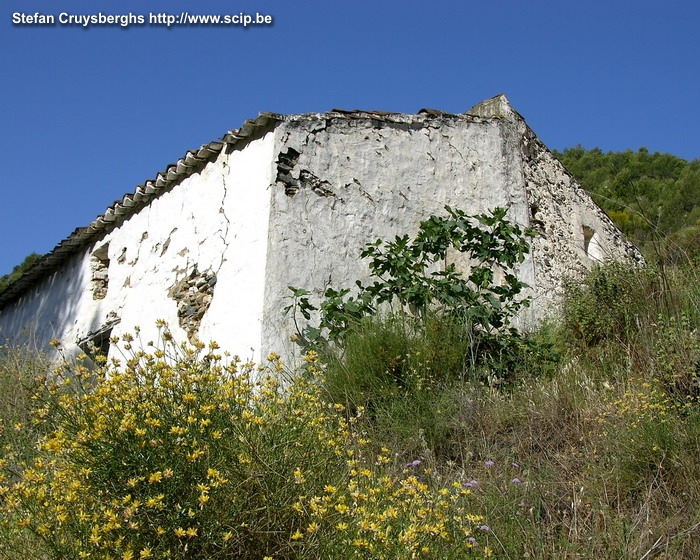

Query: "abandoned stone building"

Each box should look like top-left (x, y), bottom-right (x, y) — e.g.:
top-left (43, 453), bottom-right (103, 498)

top-left (0, 94), bottom-right (642, 363)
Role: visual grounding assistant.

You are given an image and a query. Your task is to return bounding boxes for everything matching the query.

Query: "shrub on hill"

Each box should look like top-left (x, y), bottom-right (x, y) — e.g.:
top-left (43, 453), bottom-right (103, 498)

top-left (0, 331), bottom-right (492, 560)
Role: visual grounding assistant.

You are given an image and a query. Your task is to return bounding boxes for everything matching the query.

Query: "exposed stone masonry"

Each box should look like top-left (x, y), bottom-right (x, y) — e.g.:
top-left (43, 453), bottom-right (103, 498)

top-left (168, 266), bottom-right (217, 341)
top-left (90, 243), bottom-right (110, 300)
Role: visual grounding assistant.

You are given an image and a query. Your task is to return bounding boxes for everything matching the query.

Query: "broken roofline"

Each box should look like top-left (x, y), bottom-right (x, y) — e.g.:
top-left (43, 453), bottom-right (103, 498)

top-left (0, 97), bottom-right (515, 309)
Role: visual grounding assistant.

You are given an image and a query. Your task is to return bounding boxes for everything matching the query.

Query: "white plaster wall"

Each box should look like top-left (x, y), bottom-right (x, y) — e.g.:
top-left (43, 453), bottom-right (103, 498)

top-left (0, 132), bottom-right (275, 363)
top-left (94, 154), bottom-right (230, 355)
top-left (262, 116), bottom-right (535, 359)
top-left (0, 251), bottom-right (91, 357)
top-left (198, 132), bottom-right (274, 361)
top-left (97, 131), bottom-right (275, 361)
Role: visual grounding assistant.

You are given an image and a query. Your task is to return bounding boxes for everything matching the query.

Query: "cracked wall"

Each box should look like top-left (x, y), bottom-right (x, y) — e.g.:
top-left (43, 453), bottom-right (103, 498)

top-left (94, 130), bottom-right (275, 359)
top-left (261, 106), bottom-right (641, 360)
top-left (263, 113), bottom-right (534, 360)
top-left (0, 131), bottom-right (275, 361)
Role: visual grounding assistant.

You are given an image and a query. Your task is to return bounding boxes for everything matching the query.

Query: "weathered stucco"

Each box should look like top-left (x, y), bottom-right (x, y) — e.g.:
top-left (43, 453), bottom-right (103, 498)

top-left (0, 131), bottom-right (275, 360)
top-left (263, 108), bottom-right (534, 361)
top-left (0, 95), bottom-right (642, 363)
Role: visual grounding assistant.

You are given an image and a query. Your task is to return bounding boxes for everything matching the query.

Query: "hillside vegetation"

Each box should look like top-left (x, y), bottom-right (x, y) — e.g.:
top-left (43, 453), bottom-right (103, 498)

top-left (554, 146), bottom-right (700, 262)
top-left (2, 263), bottom-right (700, 558)
top-left (0, 253), bottom-right (42, 294)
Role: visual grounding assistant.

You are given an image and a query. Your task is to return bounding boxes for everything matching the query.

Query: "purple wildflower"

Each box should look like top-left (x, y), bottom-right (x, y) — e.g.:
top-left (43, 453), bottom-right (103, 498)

top-left (511, 462), bottom-right (520, 469)
top-left (468, 537), bottom-right (477, 544)
top-left (463, 479), bottom-right (479, 488)
top-left (485, 460), bottom-right (495, 467)
top-left (511, 478), bottom-right (522, 484)
top-left (479, 525), bottom-right (491, 532)
top-left (405, 459), bottom-right (422, 468)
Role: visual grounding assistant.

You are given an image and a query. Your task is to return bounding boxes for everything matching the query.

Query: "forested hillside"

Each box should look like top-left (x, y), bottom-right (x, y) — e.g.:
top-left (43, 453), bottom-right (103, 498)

top-left (554, 146), bottom-right (700, 262)
top-left (0, 253), bottom-right (42, 294)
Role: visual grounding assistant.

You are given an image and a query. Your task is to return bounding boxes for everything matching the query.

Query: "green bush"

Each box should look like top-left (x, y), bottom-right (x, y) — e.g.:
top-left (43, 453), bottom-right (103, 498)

top-left (286, 207), bottom-right (556, 464)
top-left (318, 313), bottom-right (468, 458)
top-left (560, 263), bottom-right (651, 347)
top-left (287, 206), bottom-right (534, 355)
top-left (287, 205), bottom-right (544, 403)
top-left (317, 310), bottom-right (559, 468)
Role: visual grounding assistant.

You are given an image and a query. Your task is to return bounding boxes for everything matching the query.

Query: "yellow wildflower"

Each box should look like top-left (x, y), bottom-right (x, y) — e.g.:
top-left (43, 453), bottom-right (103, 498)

top-left (148, 471), bottom-right (162, 484)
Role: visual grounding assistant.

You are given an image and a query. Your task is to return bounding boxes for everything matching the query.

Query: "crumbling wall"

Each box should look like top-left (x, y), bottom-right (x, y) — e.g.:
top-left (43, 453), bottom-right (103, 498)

top-left (260, 104), bottom-right (642, 358)
top-left (262, 112), bottom-right (534, 359)
top-left (168, 266), bottom-right (217, 341)
top-left (518, 123), bottom-right (643, 311)
top-left (0, 131), bottom-right (275, 361)
top-left (90, 243), bottom-right (110, 300)
top-left (92, 130), bottom-right (274, 360)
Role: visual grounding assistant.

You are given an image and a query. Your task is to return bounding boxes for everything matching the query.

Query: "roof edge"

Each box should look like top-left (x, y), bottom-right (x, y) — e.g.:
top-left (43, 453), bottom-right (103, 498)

top-left (0, 112), bottom-right (282, 309)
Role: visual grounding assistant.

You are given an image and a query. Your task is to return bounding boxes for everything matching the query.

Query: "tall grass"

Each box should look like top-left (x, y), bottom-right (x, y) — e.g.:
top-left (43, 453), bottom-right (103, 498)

top-left (2, 259), bottom-right (700, 558)
top-left (0, 344), bottom-right (52, 560)
top-left (317, 259), bottom-right (700, 559)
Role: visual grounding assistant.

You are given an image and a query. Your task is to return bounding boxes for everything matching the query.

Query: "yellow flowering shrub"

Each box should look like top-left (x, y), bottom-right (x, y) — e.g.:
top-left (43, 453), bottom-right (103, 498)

top-left (292, 460), bottom-right (486, 559)
top-left (1, 334), bottom-right (489, 559)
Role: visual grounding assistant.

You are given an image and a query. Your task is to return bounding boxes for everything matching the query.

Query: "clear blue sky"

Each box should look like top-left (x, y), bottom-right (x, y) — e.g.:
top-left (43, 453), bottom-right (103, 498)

top-left (1, 0), bottom-right (699, 276)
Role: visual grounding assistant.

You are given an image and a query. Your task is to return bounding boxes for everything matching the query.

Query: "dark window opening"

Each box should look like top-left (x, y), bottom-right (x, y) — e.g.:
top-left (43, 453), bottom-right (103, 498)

top-left (582, 225), bottom-right (595, 256)
top-left (77, 318), bottom-right (119, 362)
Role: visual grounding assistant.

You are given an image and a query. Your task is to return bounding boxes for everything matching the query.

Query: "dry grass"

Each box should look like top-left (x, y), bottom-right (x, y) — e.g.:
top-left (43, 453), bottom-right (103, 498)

top-left (2, 261), bottom-right (700, 558)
